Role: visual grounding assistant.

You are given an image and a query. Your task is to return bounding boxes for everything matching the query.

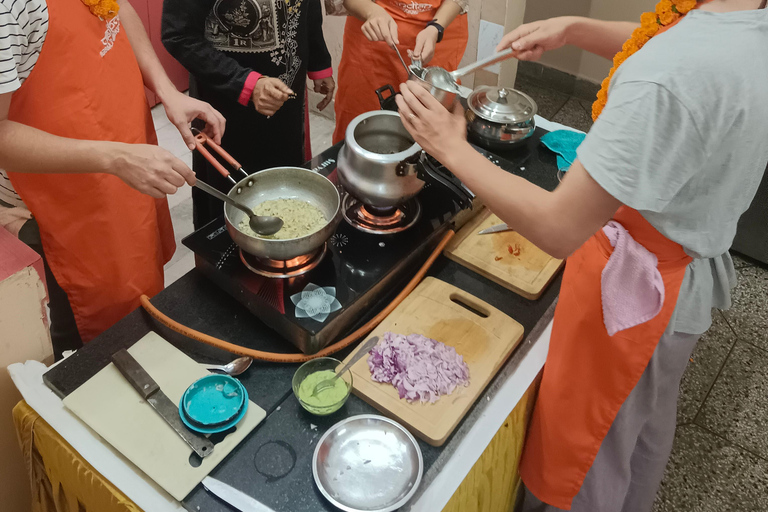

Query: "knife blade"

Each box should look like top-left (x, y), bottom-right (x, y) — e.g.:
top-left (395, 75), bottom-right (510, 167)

top-left (478, 223), bottom-right (513, 235)
top-left (203, 477), bottom-right (274, 512)
top-left (111, 349), bottom-right (214, 458)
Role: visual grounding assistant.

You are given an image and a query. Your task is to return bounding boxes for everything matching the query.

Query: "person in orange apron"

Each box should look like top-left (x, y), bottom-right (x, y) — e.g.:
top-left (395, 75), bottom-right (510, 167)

top-left (393, 0), bottom-right (768, 510)
top-left (331, 0), bottom-right (468, 144)
top-left (0, 0), bottom-right (225, 358)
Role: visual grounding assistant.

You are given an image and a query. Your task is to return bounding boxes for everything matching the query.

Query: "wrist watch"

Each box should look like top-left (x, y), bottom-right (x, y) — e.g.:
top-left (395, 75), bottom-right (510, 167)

top-left (427, 20), bottom-right (444, 43)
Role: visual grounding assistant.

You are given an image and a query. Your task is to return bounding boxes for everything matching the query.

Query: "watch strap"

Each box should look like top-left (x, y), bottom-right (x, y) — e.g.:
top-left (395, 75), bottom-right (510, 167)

top-left (427, 20), bottom-right (444, 43)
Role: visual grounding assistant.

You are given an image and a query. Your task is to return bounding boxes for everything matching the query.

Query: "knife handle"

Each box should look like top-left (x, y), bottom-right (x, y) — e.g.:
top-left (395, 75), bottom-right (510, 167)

top-left (112, 350), bottom-right (160, 399)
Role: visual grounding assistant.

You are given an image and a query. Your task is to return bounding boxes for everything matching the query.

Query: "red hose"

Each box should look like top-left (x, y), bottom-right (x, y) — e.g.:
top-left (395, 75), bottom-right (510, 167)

top-left (140, 230), bottom-right (455, 363)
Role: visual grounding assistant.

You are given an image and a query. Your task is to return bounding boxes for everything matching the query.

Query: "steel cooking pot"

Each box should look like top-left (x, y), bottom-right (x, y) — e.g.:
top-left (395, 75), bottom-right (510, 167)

top-left (337, 110), bottom-right (472, 209)
top-left (465, 86), bottom-right (537, 149)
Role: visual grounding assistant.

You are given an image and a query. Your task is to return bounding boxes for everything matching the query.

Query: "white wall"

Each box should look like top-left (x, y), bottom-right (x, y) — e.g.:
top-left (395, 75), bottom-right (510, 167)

top-left (523, 0), bottom-right (657, 83)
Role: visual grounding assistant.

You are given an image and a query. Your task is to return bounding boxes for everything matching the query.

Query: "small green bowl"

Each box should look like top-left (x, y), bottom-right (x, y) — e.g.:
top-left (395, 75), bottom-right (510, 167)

top-left (292, 357), bottom-right (352, 416)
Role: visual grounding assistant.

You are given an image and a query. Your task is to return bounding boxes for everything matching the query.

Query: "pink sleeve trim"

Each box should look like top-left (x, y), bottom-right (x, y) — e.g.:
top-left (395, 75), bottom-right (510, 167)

top-left (238, 71), bottom-right (262, 106)
top-left (307, 68), bottom-right (333, 80)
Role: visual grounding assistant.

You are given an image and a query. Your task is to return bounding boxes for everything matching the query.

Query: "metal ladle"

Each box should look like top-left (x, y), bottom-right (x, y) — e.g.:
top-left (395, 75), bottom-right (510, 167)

top-left (193, 180), bottom-right (283, 236)
top-left (423, 48), bottom-right (516, 91)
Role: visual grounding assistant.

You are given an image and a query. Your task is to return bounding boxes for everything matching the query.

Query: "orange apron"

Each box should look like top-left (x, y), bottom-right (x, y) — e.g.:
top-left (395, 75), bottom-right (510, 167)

top-left (519, 207), bottom-right (692, 509)
top-left (332, 0), bottom-right (468, 143)
top-left (7, 0), bottom-right (175, 342)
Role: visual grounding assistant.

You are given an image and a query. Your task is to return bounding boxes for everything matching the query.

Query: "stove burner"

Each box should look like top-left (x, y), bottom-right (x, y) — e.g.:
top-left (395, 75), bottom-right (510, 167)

top-left (342, 195), bottom-right (421, 235)
top-left (239, 245), bottom-right (327, 278)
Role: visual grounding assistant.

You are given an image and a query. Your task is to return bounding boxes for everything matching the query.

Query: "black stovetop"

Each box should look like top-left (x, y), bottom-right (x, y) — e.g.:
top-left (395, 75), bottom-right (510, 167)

top-left (182, 144), bottom-right (507, 354)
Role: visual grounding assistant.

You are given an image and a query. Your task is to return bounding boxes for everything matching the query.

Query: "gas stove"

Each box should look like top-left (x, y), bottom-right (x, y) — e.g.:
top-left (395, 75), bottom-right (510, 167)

top-left (183, 144), bottom-right (501, 354)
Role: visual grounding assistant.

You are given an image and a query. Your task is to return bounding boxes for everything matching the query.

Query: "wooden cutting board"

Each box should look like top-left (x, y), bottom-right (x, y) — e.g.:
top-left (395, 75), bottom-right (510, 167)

top-left (343, 277), bottom-right (524, 447)
top-left (444, 207), bottom-right (564, 300)
top-left (63, 332), bottom-right (266, 501)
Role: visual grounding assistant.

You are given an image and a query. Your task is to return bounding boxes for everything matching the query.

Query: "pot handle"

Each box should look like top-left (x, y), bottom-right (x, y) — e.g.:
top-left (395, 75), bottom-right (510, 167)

top-left (417, 152), bottom-right (474, 210)
top-left (376, 84), bottom-right (399, 111)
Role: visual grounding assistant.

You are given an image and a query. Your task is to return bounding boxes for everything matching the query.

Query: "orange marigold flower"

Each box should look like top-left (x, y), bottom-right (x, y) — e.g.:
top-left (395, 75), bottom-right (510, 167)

top-left (673, 0), bottom-right (697, 14)
top-left (82, 0), bottom-right (99, 5)
top-left (657, 0), bottom-right (679, 25)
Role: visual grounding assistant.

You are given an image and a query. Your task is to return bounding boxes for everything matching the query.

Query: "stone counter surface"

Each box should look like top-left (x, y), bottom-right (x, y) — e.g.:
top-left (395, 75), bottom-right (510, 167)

top-left (43, 130), bottom-right (562, 511)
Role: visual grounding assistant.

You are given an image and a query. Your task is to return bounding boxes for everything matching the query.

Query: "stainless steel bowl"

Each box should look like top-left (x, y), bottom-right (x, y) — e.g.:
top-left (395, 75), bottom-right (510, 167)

top-left (224, 167), bottom-right (341, 261)
top-left (337, 111), bottom-right (424, 208)
top-left (407, 66), bottom-right (462, 110)
top-left (313, 415), bottom-right (423, 512)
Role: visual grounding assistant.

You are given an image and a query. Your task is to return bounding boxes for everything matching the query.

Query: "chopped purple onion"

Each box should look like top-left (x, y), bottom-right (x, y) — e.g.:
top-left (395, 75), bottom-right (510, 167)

top-left (367, 332), bottom-right (470, 403)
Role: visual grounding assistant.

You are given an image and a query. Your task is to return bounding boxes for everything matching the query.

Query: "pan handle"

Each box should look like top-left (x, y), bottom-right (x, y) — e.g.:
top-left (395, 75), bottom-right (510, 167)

top-left (192, 129), bottom-right (249, 183)
top-left (417, 152), bottom-right (474, 210)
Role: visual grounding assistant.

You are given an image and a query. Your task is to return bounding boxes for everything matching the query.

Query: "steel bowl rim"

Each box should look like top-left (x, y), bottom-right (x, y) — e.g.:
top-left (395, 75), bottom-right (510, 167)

top-left (223, 166), bottom-right (341, 244)
top-left (312, 414), bottom-right (424, 512)
top-left (344, 110), bottom-right (421, 164)
top-left (292, 357), bottom-right (353, 415)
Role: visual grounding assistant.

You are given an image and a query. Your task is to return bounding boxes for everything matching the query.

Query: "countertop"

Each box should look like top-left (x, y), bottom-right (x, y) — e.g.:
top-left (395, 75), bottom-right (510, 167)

top-left (42, 124), bottom-right (564, 512)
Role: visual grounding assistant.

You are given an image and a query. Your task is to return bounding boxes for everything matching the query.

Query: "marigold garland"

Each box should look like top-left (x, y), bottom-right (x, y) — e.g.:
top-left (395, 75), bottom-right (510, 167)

top-left (591, 0), bottom-right (702, 121)
top-left (81, 0), bottom-right (119, 19)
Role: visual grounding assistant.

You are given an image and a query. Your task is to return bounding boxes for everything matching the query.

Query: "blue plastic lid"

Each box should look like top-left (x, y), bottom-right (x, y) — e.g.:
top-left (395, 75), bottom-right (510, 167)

top-left (182, 374), bottom-right (246, 427)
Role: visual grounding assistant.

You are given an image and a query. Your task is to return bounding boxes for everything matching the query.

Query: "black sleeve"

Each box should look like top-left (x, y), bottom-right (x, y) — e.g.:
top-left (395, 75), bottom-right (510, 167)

top-left (307, 0), bottom-right (333, 73)
top-left (161, 0), bottom-right (253, 101)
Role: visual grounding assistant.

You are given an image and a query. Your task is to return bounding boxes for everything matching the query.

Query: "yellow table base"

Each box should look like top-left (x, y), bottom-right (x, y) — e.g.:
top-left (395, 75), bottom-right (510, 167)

top-left (13, 374), bottom-right (540, 512)
top-left (13, 401), bottom-right (141, 512)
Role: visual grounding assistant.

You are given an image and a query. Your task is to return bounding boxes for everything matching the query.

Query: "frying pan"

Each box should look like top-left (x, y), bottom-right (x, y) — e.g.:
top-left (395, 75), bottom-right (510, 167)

top-left (194, 132), bottom-right (341, 261)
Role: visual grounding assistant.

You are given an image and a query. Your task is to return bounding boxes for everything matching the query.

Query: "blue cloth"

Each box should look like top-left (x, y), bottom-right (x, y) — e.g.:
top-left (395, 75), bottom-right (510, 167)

top-left (540, 130), bottom-right (586, 172)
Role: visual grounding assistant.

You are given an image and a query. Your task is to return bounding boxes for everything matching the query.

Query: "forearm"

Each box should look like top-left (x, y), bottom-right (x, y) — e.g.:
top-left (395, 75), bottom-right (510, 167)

top-left (118, 0), bottom-right (177, 101)
top-left (0, 120), bottom-right (113, 176)
top-left (443, 144), bottom-right (615, 258)
top-left (434, 1), bottom-right (463, 28)
top-left (565, 17), bottom-right (639, 60)
top-left (343, 0), bottom-right (381, 21)
top-left (308, 0), bottom-right (333, 73)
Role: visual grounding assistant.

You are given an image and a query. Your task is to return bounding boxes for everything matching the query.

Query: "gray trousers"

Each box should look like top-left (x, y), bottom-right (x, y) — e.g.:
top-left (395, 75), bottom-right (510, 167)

top-left (521, 329), bottom-right (700, 512)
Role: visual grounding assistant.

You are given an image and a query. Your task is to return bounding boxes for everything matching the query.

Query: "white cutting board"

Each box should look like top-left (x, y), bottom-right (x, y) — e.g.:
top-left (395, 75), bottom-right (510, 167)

top-left (63, 332), bottom-right (266, 501)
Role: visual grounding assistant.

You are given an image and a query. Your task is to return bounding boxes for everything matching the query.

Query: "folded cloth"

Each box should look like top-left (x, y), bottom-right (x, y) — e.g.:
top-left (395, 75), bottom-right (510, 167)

top-left (540, 130), bottom-right (586, 171)
top-left (601, 221), bottom-right (665, 336)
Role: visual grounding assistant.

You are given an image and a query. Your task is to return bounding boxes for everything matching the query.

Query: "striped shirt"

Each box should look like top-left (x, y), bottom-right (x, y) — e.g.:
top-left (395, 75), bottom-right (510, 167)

top-left (0, 0), bottom-right (48, 210)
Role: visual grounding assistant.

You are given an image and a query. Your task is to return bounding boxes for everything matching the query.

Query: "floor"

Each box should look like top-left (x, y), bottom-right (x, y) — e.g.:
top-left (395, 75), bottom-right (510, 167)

top-left (154, 79), bottom-right (768, 511)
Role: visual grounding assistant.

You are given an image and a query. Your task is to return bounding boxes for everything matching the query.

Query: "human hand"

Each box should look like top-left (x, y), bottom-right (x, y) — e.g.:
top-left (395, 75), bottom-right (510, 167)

top-left (161, 91), bottom-right (226, 150)
top-left (496, 17), bottom-right (574, 61)
top-left (108, 143), bottom-right (196, 198)
top-left (394, 82), bottom-right (468, 164)
top-left (313, 76), bottom-right (335, 111)
top-left (412, 26), bottom-right (438, 65)
top-left (361, 5), bottom-right (399, 46)
top-left (252, 77), bottom-right (295, 117)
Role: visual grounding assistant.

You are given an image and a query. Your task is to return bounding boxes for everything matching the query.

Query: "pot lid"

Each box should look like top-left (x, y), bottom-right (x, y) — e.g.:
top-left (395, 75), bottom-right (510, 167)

top-left (468, 86), bottom-right (537, 123)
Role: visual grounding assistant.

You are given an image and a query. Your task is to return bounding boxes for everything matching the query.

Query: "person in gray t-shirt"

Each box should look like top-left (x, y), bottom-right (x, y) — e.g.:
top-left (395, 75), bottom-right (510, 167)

top-left (394, 1), bottom-right (768, 511)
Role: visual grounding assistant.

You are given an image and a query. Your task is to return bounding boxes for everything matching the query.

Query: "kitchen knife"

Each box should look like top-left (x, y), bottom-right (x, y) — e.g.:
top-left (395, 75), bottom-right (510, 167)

top-left (202, 477), bottom-right (273, 512)
top-left (111, 349), bottom-right (214, 458)
top-left (478, 223), bottom-right (513, 235)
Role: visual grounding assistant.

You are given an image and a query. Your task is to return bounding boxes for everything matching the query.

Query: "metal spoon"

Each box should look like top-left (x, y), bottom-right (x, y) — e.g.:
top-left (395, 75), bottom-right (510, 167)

top-left (391, 44), bottom-right (412, 77)
top-left (204, 356), bottom-right (253, 376)
top-left (310, 336), bottom-right (380, 397)
top-left (193, 180), bottom-right (283, 236)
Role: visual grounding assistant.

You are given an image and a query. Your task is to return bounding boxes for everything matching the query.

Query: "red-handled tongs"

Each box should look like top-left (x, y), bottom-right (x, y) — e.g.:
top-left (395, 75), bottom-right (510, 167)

top-left (191, 128), bottom-right (250, 186)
